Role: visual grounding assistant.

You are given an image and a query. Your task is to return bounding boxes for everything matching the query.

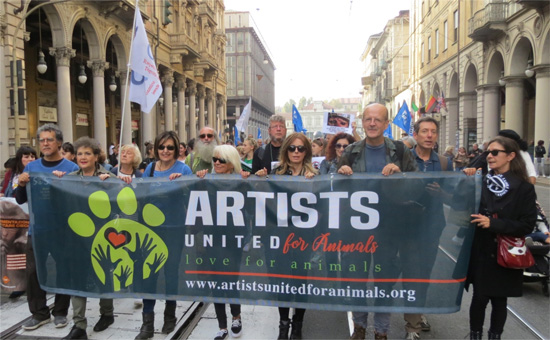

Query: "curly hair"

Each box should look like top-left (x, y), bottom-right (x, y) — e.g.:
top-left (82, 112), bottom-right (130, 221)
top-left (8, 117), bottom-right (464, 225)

top-left (276, 133), bottom-right (318, 175)
top-left (325, 133), bottom-right (354, 161)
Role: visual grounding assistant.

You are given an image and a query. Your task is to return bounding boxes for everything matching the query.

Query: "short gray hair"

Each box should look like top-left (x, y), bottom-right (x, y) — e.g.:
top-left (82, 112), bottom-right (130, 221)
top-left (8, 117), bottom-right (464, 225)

top-left (37, 123), bottom-right (63, 143)
top-left (268, 115), bottom-right (286, 127)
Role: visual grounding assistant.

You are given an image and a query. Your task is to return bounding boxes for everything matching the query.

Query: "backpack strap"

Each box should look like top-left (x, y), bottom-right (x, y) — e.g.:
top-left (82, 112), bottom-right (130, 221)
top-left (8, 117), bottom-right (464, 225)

top-left (149, 161), bottom-right (156, 177)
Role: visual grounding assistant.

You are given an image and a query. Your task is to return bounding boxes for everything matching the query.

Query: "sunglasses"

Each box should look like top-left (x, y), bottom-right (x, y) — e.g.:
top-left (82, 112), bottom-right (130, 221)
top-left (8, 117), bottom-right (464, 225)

top-left (335, 143), bottom-right (349, 149)
top-left (212, 157), bottom-right (227, 164)
top-left (288, 145), bottom-right (306, 153)
top-left (158, 145), bottom-right (176, 151)
top-left (200, 133), bottom-right (214, 139)
top-left (487, 149), bottom-right (507, 156)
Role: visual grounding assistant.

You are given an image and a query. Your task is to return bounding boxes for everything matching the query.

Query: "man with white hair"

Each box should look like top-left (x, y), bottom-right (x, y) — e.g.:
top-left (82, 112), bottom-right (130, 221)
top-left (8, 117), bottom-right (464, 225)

top-left (185, 126), bottom-right (220, 173)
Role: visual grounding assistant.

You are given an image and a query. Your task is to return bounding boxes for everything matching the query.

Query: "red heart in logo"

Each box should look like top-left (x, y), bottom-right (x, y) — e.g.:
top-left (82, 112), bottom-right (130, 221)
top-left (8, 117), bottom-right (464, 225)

top-left (104, 228), bottom-right (132, 249)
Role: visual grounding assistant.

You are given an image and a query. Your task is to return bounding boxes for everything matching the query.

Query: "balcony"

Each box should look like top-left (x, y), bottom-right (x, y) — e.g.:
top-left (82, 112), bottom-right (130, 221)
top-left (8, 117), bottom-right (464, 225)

top-left (361, 75), bottom-right (373, 86)
top-left (382, 88), bottom-right (393, 102)
top-left (468, 2), bottom-right (508, 41)
top-left (169, 34), bottom-right (200, 61)
top-left (198, 2), bottom-right (217, 27)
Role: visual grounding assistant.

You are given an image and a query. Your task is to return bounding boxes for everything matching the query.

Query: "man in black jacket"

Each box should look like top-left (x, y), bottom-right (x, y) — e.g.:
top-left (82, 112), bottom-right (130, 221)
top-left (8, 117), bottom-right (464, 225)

top-left (252, 115), bottom-right (287, 175)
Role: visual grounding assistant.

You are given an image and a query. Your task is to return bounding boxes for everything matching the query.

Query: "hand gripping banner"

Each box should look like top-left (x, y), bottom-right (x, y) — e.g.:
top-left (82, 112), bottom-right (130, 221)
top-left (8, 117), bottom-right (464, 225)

top-left (28, 172), bottom-right (480, 313)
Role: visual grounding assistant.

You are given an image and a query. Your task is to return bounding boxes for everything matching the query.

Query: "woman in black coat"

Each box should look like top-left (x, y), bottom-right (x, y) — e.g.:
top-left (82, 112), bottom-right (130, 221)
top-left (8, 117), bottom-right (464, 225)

top-left (468, 136), bottom-right (537, 339)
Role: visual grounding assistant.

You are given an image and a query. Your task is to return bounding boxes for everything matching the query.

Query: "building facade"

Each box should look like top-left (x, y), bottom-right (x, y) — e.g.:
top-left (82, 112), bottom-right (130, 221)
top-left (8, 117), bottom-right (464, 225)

top-left (410, 0), bottom-right (549, 150)
top-left (1, 0), bottom-right (227, 164)
top-left (225, 11), bottom-right (275, 142)
top-left (360, 10), bottom-right (410, 138)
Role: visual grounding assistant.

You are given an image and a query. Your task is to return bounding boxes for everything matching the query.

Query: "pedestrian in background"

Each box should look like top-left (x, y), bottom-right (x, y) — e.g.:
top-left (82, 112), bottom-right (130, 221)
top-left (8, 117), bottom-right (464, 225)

top-left (535, 140), bottom-right (546, 177)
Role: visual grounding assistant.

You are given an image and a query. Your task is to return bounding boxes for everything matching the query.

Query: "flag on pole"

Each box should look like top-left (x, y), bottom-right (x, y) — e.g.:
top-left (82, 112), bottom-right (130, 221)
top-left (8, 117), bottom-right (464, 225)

top-left (128, 3), bottom-right (162, 113)
top-left (257, 127), bottom-right (262, 139)
top-left (236, 98), bottom-right (251, 134)
top-left (411, 101), bottom-right (419, 112)
top-left (438, 92), bottom-right (447, 111)
top-left (234, 126), bottom-right (239, 146)
top-left (425, 95), bottom-right (437, 113)
top-left (292, 104), bottom-right (307, 133)
top-left (393, 101), bottom-right (411, 133)
top-left (383, 122), bottom-right (393, 139)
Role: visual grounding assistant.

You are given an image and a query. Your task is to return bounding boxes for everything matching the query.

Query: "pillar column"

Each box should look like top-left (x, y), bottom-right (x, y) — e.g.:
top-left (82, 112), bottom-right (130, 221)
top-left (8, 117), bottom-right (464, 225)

top-left (504, 78), bottom-right (524, 136)
top-left (187, 81), bottom-right (197, 139)
top-left (89, 60), bottom-right (108, 149)
top-left (534, 67), bottom-right (550, 148)
top-left (206, 89), bottom-right (214, 130)
top-left (446, 98), bottom-right (458, 148)
top-left (119, 73), bottom-right (132, 145)
top-left (0, 27), bottom-right (9, 160)
top-left (50, 47), bottom-right (75, 142)
top-left (142, 104), bottom-right (154, 146)
top-left (197, 85), bottom-right (206, 130)
top-left (176, 76), bottom-right (187, 142)
top-left (481, 85), bottom-right (500, 141)
top-left (162, 71), bottom-right (174, 132)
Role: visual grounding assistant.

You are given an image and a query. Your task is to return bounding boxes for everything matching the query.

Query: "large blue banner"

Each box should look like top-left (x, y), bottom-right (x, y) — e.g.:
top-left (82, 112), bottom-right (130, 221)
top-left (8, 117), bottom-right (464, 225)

top-left (28, 172), bottom-right (480, 313)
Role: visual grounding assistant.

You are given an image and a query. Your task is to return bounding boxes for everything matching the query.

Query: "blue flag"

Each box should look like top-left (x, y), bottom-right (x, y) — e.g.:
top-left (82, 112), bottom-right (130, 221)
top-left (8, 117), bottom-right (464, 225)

top-left (383, 122), bottom-right (393, 139)
top-left (393, 101), bottom-right (411, 133)
top-left (257, 127), bottom-right (262, 139)
top-left (234, 126), bottom-right (239, 146)
top-left (292, 104), bottom-right (307, 133)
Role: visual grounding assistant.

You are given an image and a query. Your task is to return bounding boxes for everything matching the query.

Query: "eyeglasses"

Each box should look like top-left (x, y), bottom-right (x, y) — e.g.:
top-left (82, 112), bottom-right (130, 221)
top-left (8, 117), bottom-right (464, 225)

top-left (288, 145), bottom-right (306, 153)
top-left (199, 133), bottom-right (214, 139)
top-left (335, 143), bottom-right (349, 149)
top-left (488, 149), bottom-right (507, 156)
top-left (212, 157), bottom-right (227, 164)
top-left (39, 138), bottom-right (55, 144)
top-left (158, 145), bottom-right (176, 151)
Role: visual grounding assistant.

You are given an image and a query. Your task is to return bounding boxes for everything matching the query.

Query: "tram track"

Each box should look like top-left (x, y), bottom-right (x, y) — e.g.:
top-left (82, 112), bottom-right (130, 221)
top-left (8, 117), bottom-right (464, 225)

top-left (438, 244), bottom-right (547, 340)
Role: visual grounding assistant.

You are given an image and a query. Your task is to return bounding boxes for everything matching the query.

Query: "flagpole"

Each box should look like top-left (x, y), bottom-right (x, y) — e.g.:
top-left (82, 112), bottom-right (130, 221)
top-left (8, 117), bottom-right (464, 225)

top-left (118, 4), bottom-right (139, 163)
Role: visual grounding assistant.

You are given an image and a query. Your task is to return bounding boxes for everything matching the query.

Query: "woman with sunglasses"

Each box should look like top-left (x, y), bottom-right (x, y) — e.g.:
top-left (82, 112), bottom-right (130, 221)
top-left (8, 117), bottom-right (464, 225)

top-left (467, 136), bottom-right (536, 339)
top-left (138, 131), bottom-right (192, 340)
top-left (196, 145), bottom-right (249, 340)
top-left (261, 133), bottom-right (316, 339)
top-left (319, 133), bottom-right (354, 175)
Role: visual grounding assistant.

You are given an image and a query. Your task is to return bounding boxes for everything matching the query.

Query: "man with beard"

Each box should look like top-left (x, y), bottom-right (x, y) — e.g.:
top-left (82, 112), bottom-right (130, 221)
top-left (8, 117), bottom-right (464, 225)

top-left (185, 126), bottom-right (220, 173)
top-left (252, 115), bottom-right (287, 175)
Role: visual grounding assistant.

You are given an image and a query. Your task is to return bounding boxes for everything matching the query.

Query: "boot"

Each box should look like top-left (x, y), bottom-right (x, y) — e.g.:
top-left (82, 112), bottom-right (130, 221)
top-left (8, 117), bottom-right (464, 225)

top-left (162, 304), bottom-right (177, 334)
top-left (290, 317), bottom-right (302, 340)
top-left (350, 324), bottom-right (366, 340)
top-left (135, 313), bottom-right (154, 340)
top-left (487, 330), bottom-right (501, 340)
top-left (278, 319), bottom-right (290, 340)
top-left (470, 330), bottom-right (483, 340)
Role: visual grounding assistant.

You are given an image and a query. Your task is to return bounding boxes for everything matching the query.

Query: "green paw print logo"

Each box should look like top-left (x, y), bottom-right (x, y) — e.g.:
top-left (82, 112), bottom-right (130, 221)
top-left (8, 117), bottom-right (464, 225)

top-left (68, 187), bottom-right (168, 291)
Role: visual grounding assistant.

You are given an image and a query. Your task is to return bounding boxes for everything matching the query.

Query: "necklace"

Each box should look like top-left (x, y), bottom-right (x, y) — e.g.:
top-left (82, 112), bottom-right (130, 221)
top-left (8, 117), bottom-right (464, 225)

top-left (157, 161), bottom-right (173, 172)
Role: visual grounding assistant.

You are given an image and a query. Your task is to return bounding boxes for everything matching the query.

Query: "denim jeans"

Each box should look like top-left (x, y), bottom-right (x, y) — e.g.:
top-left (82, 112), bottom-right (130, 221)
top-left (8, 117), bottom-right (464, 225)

top-left (352, 312), bottom-right (391, 334)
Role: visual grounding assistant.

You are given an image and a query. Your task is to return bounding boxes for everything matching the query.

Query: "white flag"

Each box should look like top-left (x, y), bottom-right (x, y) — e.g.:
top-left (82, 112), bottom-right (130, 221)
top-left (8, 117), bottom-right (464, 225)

top-left (235, 98), bottom-right (251, 133)
top-left (129, 4), bottom-right (162, 113)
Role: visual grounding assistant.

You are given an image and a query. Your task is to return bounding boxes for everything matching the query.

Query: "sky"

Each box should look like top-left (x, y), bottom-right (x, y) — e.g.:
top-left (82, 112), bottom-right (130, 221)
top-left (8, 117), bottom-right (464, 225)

top-left (224, 0), bottom-right (412, 107)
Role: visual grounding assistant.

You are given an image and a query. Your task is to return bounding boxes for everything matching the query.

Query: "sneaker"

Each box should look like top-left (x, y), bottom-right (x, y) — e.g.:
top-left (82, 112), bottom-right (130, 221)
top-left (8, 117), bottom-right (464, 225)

top-left (420, 315), bottom-right (431, 331)
top-left (350, 325), bottom-right (366, 340)
top-left (214, 329), bottom-right (228, 340)
top-left (54, 316), bottom-right (68, 328)
top-left (22, 317), bottom-right (51, 330)
top-left (406, 332), bottom-right (421, 340)
top-left (230, 318), bottom-right (242, 337)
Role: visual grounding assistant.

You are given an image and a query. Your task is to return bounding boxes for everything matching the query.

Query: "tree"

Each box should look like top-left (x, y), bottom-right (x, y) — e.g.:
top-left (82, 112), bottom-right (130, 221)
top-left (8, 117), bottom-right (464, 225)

top-left (329, 99), bottom-right (343, 109)
top-left (283, 99), bottom-right (296, 113)
top-left (307, 97), bottom-right (313, 106)
top-left (298, 97), bottom-right (307, 109)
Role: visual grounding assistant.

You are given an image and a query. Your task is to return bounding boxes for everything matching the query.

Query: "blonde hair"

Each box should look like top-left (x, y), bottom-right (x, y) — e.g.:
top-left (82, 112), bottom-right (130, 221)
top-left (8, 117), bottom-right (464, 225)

top-left (213, 145), bottom-right (241, 174)
top-left (120, 144), bottom-right (142, 169)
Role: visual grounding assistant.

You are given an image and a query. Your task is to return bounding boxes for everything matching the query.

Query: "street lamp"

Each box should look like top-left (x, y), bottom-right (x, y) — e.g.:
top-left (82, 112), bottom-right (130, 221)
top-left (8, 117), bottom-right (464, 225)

top-left (499, 71), bottom-right (506, 86)
top-left (11, 0), bottom-right (72, 148)
top-left (109, 75), bottom-right (117, 92)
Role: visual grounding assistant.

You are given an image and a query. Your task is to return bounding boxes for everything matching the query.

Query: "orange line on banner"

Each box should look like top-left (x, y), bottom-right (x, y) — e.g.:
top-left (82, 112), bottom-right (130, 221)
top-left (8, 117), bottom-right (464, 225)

top-left (185, 271), bottom-right (466, 283)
